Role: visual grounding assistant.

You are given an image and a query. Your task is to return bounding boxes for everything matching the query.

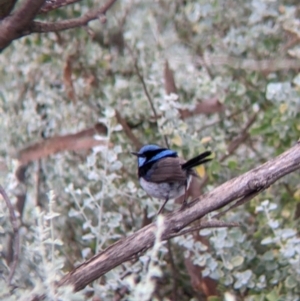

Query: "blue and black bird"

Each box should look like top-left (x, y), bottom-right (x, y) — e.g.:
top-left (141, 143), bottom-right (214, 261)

top-left (132, 144), bottom-right (212, 214)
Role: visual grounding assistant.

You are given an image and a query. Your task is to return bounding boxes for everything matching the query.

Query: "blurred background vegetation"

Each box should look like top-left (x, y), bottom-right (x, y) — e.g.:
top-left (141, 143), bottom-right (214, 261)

top-left (0, 0), bottom-right (300, 300)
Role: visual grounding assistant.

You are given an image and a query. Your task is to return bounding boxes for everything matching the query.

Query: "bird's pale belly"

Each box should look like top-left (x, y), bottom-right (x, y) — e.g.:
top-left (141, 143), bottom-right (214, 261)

top-left (139, 176), bottom-right (192, 200)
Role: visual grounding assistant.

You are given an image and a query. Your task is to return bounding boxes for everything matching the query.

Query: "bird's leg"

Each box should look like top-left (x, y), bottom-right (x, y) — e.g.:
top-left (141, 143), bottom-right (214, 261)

top-left (180, 181), bottom-right (188, 210)
top-left (157, 197), bottom-right (169, 215)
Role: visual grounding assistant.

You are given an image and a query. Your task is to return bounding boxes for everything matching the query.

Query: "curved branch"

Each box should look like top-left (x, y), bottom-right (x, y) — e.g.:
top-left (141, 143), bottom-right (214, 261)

top-left (30, 0), bottom-right (118, 33)
top-left (58, 142), bottom-right (300, 291)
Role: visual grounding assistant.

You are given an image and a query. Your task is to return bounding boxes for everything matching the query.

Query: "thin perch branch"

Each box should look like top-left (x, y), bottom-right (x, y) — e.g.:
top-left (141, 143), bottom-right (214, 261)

top-left (131, 54), bottom-right (169, 148)
top-left (168, 220), bottom-right (240, 239)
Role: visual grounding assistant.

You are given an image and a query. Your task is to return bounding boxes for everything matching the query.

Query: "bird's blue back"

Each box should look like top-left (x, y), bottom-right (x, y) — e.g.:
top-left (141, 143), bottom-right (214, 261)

top-left (136, 144), bottom-right (178, 167)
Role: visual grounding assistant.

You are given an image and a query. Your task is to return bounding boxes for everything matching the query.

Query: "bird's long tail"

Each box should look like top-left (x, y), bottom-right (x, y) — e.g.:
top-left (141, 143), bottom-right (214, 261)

top-left (181, 151), bottom-right (212, 170)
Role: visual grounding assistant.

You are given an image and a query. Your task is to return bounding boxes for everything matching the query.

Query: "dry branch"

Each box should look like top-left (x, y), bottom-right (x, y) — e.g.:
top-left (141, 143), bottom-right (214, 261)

top-left (30, 0), bottom-right (118, 33)
top-left (58, 142), bottom-right (300, 291)
top-left (164, 60), bottom-right (177, 95)
top-left (17, 123), bottom-right (107, 165)
top-left (179, 98), bottom-right (225, 118)
top-left (163, 60), bottom-right (225, 117)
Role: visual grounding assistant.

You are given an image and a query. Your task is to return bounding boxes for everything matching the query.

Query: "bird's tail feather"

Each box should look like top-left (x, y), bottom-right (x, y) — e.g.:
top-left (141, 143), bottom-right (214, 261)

top-left (181, 151), bottom-right (212, 170)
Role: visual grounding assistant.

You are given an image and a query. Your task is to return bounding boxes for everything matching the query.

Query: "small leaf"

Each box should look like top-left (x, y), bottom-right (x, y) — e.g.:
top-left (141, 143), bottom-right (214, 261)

top-left (224, 292), bottom-right (236, 301)
top-left (269, 203), bottom-right (277, 211)
top-left (261, 237), bottom-right (273, 245)
top-left (266, 290), bottom-right (280, 301)
top-left (227, 160), bottom-right (237, 170)
top-left (285, 275), bottom-right (297, 288)
top-left (44, 212), bottom-right (60, 220)
top-left (280, 228), bottom-right (296, 239)
top-left (171, 135), bottom-right (182, 146)
top-left (293, 189), bottom-right (300, 201)
top-left (279, 103), bottom-right (287, 114)
top-left (268, 219), bottom-right (279, 229)
top-left (82, 233), bottom-right (95, 240)
top-left (200, 229), bottom-right (212, 236)
top-left (231, 255), bottom-right (244, 267)
top-left (201, 136), bottom-right (212, 144)
top-left (256, 205), bottom-right (264, 212)
top-left (224, 261), bottom-right (233, 270)
top-left (195, 164), bottom-right (206, 178)
top-left (82, 247), bottom-right (91, 258)
top-left (262, 250), bottom-right (274, 261)
top-left (68, 208), bottom-right (81, 217)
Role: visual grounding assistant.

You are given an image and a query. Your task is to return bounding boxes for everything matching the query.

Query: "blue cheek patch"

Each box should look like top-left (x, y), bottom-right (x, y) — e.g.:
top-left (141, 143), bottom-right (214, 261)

top-left (138, 157), bottom-right (147, 166)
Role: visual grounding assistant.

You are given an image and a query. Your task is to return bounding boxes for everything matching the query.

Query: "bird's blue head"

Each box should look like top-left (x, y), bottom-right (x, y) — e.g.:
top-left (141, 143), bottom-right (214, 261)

top-left (132, 144), bottom-right (177, 167)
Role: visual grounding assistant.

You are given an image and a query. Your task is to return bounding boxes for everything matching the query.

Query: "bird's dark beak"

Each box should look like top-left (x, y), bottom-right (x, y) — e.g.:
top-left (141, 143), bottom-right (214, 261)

top-left (131, 152), bottom-right (145, 158)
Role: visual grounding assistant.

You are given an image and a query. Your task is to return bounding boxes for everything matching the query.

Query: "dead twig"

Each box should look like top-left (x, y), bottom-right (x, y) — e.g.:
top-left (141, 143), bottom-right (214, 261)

top-left (39, 0), bottom-right (82, 14)
top-left (115, 110), bottom-right (142, 149)
top-left (30, 0), bottom-right (118, 33)
top-left (127, 45), bottom-right (169, 148)
top-left (168, 220), bottom-right (239, 239)
top-left (213, 190), bottom-right (261, 219)
top-left (17, 123), bottom-right (108, 165)
top-left (179, 98), bottom-right (225, 118)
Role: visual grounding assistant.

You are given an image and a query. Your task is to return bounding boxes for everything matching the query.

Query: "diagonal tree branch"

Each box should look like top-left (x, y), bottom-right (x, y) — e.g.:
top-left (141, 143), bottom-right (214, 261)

top-left (58, 142), bottom-right (300, 291)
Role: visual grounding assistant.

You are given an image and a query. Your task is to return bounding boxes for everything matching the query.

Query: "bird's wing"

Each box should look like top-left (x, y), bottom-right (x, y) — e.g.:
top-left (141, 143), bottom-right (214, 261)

top-left (145, 157), bottom-right (187, 183)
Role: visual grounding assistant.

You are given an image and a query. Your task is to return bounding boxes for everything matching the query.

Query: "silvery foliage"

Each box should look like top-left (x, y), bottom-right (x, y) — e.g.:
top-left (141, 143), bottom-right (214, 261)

top-left (0, 0), bottom-right (299, 300)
